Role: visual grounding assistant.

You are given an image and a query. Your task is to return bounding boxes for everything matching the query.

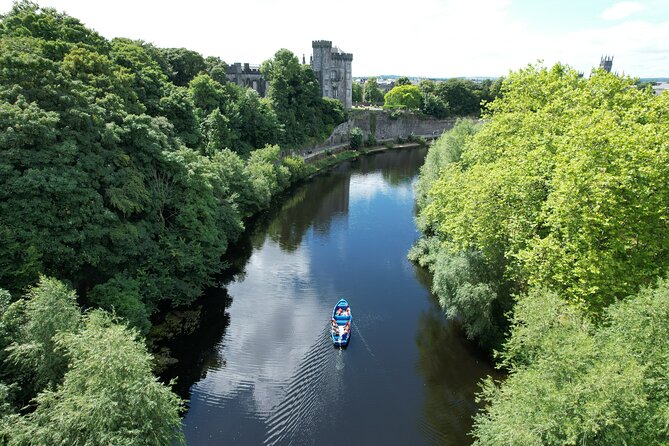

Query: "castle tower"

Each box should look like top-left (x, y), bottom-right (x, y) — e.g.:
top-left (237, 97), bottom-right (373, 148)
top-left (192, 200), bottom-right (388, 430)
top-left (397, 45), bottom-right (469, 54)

top-left (311, 40), bottom-right (353, 109)
top-left (600, 55), bottom-right (613, 73)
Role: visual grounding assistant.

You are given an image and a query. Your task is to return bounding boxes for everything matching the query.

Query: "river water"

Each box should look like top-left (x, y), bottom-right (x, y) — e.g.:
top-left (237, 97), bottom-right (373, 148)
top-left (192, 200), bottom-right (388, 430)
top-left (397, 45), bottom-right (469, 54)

top-left (163, 148), bottom-right (497, 445)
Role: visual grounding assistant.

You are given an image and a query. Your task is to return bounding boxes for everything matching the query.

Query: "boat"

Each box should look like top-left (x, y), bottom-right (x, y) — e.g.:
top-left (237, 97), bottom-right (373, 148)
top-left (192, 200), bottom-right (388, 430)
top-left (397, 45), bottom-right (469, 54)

top-left (331, 299), bottom-right (352, 347)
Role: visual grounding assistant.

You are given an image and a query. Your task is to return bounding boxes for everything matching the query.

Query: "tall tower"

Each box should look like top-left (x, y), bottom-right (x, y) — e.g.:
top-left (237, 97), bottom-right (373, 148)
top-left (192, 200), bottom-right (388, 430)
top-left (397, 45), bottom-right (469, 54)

top-left (311, 40), bottom-right (353, 109)
top-left (600, 55), bottom-right (613, 73)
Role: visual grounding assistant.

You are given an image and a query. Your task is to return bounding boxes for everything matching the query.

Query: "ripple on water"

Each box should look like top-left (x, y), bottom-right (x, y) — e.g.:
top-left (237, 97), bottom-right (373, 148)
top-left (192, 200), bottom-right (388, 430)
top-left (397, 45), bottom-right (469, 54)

top-left (263, 324), bottom-right (335, 445)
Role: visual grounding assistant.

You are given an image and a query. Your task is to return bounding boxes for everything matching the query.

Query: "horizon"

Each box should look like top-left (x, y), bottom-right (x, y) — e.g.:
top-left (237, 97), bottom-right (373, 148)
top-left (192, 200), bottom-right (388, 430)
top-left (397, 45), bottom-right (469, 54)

top-left (1, 0), bottom-right (668, 78)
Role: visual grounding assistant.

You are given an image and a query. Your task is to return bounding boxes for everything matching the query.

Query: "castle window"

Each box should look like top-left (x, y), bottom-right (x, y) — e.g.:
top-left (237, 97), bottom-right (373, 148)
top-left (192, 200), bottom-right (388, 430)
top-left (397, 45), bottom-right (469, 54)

top-left (333, 86), bottom-right (339, 98)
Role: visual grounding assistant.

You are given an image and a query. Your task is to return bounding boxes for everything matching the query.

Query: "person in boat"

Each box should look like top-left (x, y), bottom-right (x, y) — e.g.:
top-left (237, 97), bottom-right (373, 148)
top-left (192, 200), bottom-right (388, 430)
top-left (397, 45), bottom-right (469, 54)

top-left (336, 307), bottom-right (343, 316)
top-left (343, 321), bottom-right (350, 335)
top-left (344, 307), bottom-right (351, 316)
top-left (331, 318), bottom-right (338, 331)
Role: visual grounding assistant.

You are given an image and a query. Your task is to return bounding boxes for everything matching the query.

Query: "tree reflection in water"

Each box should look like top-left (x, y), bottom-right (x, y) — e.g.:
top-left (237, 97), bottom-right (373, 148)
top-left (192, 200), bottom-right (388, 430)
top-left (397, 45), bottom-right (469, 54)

top-left (415, 290), bottom-right (501, 444)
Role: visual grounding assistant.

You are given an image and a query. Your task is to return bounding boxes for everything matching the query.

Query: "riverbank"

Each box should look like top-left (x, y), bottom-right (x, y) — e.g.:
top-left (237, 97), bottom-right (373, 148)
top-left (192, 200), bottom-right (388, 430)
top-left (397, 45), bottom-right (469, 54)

top-left (303, 138), bottom-right (434, 172)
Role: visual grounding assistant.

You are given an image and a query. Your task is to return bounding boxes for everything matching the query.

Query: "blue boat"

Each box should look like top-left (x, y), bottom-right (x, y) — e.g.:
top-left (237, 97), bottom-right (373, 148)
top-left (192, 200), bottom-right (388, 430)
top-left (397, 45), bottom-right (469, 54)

top-left (331, 299), bottom-right (352, 347)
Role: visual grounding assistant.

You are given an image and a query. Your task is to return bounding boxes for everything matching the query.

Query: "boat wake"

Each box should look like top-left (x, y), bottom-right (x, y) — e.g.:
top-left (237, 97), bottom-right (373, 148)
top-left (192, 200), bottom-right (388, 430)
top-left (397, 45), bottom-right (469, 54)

top-left (263, 324), bottom-right (334, 445)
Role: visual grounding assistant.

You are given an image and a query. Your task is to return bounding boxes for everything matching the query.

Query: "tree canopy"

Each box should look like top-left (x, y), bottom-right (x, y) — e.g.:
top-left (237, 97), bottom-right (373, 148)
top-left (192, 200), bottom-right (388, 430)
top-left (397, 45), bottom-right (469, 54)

top-left (362, 77), bottom-right (384, 104)
top-left (0, 2), bottom-right (335, 442)
top-left (411, 63), bottom-right (669, 443)
top-left (384, 84), bottom-right (422, 110)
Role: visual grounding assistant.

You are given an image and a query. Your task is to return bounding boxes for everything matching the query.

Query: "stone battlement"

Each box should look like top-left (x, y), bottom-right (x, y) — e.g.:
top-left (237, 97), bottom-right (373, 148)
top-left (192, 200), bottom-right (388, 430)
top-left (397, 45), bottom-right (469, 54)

top-left (332, 52), bottom-right (353, 61)
top-left (312, 40), bottom-right (332, 48)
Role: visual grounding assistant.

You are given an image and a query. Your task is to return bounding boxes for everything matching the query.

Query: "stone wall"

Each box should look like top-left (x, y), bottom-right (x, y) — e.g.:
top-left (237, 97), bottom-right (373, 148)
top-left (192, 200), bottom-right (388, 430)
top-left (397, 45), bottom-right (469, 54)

top-left (305, 110), bottom-right (459, 153)
top-left (227, 63), bottom-right (268, 97)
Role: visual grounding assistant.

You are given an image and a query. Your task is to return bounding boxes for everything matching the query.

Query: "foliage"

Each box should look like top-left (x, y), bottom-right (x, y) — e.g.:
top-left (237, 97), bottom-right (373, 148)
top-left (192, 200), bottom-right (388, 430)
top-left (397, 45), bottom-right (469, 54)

top-left (6, 309), bottom-right (185, 446)
top-left (417, 77), bottom-right (501, 118)
top-left (420, 92), bottom-right (450, 118)
top-left (412, 63), bottom-right (669, 444)
top-left (383, 84), bottom-right (421, 110)
top-left (421, 64), bottom-right (669, 314)
top-left (351, 81), bottom-right (363, 102)
top-left (1, 277), bottom-right (80, 406)
top-left (395, 76), bottom-right (412, 86)
top-left (473, 282), bottom-right (669, 445)
top-left (349, 127), bottom-right (363, 150)
top-left (157, 47), bottom-right (206, 87)
top-left (362, 77), bottom-right (384, 104)
top-left (414, 118), bottom-right (479, 210)
top-left (261, 49), bottom-right (345, 148)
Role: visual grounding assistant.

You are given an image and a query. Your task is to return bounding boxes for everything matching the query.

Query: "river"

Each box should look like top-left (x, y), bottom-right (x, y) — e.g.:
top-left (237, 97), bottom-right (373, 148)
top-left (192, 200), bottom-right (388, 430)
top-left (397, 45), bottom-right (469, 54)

top-left (161, 147), bottom-right (497, 445)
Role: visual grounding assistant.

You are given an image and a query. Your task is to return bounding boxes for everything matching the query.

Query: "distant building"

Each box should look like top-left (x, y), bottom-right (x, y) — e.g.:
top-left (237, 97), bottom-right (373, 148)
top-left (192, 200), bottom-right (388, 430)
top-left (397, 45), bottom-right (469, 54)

top-left (311, 40), bottom-right (353, 109)
top-left (653, 82), bottom-right (669, 96)
top-left (226, 62), bottom-right (268, 96)
top-left (600, 55), bottom-right (613, 73)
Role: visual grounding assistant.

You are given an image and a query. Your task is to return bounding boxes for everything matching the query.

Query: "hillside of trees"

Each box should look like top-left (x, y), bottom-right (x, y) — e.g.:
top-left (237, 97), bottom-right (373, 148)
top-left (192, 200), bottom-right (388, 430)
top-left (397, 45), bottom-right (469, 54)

top-left (411, 64), bottom-right (669, 443)
top-left (0, 1), bottom-right (346, 443)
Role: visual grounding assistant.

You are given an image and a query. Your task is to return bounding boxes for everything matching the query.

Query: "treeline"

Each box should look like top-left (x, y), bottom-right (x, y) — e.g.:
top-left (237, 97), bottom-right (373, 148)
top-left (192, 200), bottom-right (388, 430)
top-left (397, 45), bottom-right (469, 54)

top-left (411, 64), bottom-right (669, 443)
top-left (0, 1), bottom-right (346, 443)
top-left (354, 75), bottom-right (502, 118)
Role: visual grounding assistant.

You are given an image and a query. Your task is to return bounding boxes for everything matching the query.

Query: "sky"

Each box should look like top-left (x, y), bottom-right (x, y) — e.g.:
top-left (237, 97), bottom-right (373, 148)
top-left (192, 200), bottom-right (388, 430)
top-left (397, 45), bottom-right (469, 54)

top-left (1, 0), bottom-right (668, 78)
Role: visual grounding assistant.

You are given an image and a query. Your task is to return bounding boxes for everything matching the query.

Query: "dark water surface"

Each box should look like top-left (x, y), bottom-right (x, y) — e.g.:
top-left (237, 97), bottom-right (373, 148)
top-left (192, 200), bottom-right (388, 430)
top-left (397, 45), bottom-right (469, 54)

top-left (167, 148), bottom-right (496, 445)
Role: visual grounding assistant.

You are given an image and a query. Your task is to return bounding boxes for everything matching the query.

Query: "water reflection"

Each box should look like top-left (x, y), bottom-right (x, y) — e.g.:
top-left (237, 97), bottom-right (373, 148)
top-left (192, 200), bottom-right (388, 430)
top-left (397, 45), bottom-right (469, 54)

top-left (267, 166), bottom-right (351, 252)
top-left (166, 147), bottom-right (497, 445)
top-left (157, 286), bottom-right (232, 398)
top-left (415, 306), bottom-right (498, 444)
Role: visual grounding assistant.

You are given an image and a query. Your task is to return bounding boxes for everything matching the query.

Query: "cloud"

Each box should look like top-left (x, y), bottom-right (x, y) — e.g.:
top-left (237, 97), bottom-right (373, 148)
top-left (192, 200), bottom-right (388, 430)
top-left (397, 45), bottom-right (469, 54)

top-left (601, 1), bottom-right (646, 21)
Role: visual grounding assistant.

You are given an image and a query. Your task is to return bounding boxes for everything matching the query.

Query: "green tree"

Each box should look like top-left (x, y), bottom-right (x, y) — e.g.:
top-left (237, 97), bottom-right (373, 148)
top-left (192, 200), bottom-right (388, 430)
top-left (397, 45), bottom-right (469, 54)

top-left (2, 277), bottom-right (80, 406)
top-left (421, 92), bottom-right (450, 118)
top-left (434, 78), bottom-right (482, 116)
top-left (473, 281), bottom-right (669, 445)
top-left (363, 77), bottom-right (384, 104)
top-left (351, 81), bottom-right (363, 102)
top-left (6, 310), bottom-right (185, 446)
top-left (349, 127), bottom-right (363, 149)
top-left (395, 76), bottom-right (411, 86)
top-left (384, 84), bottom-right (422, 110)
top-left (261, 49), bottom-right (343, 147)
top-left (109, 38), bottom-right (169, 116)
top-left (204, 55), bottom-right (228, 85)
top-left (421, 64), bottom-right (669, 315)
top-left (158, 47), bottom-right (206, 86)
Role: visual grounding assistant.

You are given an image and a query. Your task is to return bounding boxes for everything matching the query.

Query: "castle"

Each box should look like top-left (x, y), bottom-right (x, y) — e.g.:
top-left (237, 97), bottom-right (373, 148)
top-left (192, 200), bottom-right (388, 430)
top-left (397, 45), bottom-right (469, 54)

top-left (600, 55), bottom-right (613, 73)
top-left (311, 40), bottom-right (353, 109)
top-left (226, 40), bottom-right (353, 110)
top-left (226, 62), bottom-right (268, 96)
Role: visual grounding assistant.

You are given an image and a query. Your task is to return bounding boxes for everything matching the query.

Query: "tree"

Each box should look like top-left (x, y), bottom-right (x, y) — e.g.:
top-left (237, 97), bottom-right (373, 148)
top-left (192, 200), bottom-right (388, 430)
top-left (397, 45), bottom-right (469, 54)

top-left (1, 277), bottom-right (80, 406)
top-left (349, 127), bottom-right (363, 149)
top-left (204, 55), bottom-right (228, 85)
top-left (384, 84), bottom-right (422, 110)
top-left (434, 78), bottom-right (482, 116)
top-left (363, 77), bottom-right (384, 104)
top-left (473, 281), bottom-right (669, 445)
top-left (395, 76), bottom-right (412, 86)
top-left (420, 64), bottom-right (669, 315)
top-left (6, 310), bottom-right (185, 445)
top-left (352, 81), bottom-right (363, 102)
top-left (421, 92), bottom-right (450, 118)
top-left (158, 47), bottom-right (206, 86)
top-left (261, 49), bottom-right (344, 147)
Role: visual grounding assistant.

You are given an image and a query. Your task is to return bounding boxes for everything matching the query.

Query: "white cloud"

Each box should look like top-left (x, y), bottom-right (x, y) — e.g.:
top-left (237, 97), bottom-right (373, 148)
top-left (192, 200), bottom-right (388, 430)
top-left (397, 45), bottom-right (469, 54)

top-left (601, 1), bottom-right (646, 21)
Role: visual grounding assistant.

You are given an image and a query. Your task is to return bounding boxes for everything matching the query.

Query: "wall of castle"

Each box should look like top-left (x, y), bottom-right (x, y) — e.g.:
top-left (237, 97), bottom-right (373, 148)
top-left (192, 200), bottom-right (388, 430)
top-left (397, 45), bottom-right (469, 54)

top-left (226, 63), bottom-right (268, 96)
top-left (311, 40), bottom-right (353, 109)
top-left (304, 110), bottom-right (460, 153)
